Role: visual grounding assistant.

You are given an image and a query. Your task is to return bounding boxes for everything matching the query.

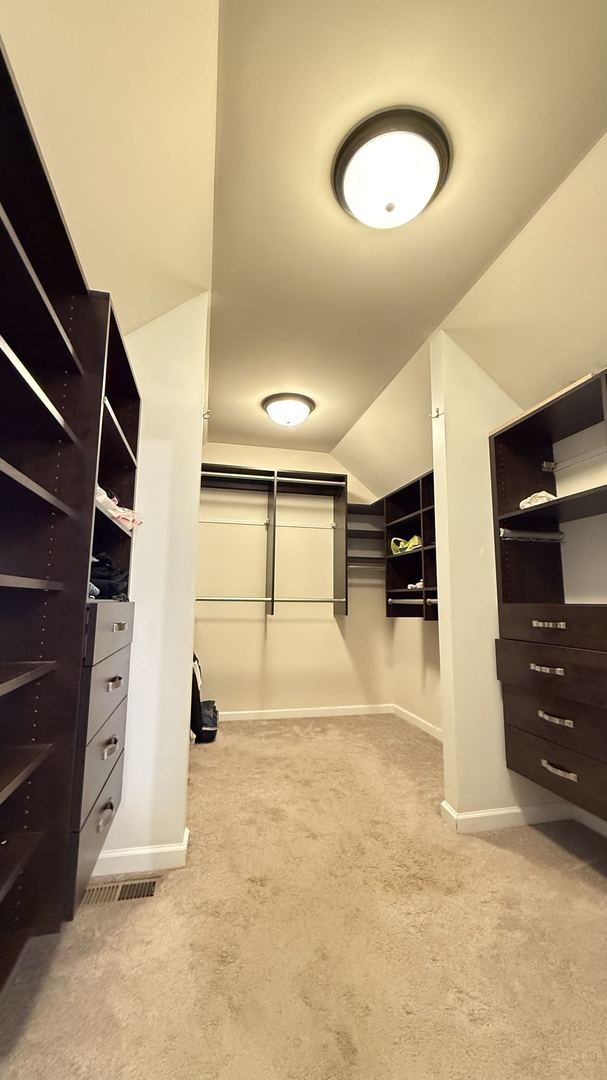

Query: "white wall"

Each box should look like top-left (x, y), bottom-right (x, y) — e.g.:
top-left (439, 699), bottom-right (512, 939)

top-left (95, 295), bottom-right (209, 876)
top-left (431, 332), bottom-right (563, 830)
top-left (197, 442), bottom-right (392, 715)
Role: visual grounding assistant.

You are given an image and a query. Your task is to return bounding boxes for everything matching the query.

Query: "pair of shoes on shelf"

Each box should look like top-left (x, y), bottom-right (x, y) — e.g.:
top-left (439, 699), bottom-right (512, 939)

top-left (391, 535), bottom-right (422, 556)
top-left (407, 579), bottom-right (424, 590)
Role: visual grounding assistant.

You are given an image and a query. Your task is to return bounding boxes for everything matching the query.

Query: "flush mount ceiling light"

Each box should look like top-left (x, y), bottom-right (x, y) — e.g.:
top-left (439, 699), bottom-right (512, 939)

top-left (332, 107), bottom-right (451, 229)
top-left (262, 393), bottom-right (316, 427)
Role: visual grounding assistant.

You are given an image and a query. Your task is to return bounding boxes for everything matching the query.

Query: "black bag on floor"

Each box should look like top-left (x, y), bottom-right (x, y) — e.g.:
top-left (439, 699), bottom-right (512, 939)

top-left (191, 654), bottom-right (219, 744)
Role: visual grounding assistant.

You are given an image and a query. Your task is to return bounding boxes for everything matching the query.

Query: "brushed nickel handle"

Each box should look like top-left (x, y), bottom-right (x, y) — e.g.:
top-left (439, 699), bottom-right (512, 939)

top-left (112, 621), bottom-right (128, 632)
top-left (529, 663), bottom-right (565, 676)
top-left (101, 735), bottom-right (120, 760)
top-left (538, 708), bottom-right (574, 729)
top-left (106, 675), bottom-right (123, 691)
top-left (532, 620), bottom-right (566, 630)
top-left (97, 801), bottom-right (115, 832)
top-left (541, 758), bottom-right (578, 783)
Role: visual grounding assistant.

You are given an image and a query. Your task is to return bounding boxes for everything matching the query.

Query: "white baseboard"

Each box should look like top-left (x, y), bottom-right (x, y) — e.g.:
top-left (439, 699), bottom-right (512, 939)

top-left (440, 799), bottom-right (569, 834)
top-left (220, 704), bottom-right (394, 722)
top-left (571, 805), bottom-right (607, 840)
top-left (391, 704), bottom-right (443, 743)
top-left (93, 827), bottom-right (190, 878)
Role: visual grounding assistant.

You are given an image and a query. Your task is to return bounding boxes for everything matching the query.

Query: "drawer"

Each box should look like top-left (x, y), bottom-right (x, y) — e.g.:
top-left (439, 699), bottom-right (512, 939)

top-left (70, 752), bottom-right (124, 913)
top-left (500, 604), bottom-right (607, 651)
top-left (496, 638), bottom-right (607, 709)
top-left (505, 724), bottom-right (607, 820)
top-left (84, 600), bottom-right (134, 666)
top-left (502, 684), bottom-right (607, 764)
top-left (79, 644), bottom-right (131, 745)
top-left (73, 698), bottom-right (128, 828)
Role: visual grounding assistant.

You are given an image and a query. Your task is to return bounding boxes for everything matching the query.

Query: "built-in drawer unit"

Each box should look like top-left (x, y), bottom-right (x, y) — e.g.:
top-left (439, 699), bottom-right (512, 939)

top-left (69, 752), bottom-right (124, 911)
top-left (496, 639), bottom-right (607, 709)
top-left (78, 644), bottom-right (131, 746)
top-left (84, 600), bottom-right (135, 666)
top-left (502, 684), bottom-right (607, 764)
top-left (72, 698), bottom-right (128, 828)
top-left (499, 604), bottom-right (607, 652)
top-left (505, 725), bottom-right (607, 820)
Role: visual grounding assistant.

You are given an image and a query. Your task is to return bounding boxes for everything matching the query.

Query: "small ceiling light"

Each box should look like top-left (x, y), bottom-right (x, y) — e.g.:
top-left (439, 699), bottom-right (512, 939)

top-left (262, 393), bottom-right (316, 427)
top-left (332, 107), bottom-right (451, 229)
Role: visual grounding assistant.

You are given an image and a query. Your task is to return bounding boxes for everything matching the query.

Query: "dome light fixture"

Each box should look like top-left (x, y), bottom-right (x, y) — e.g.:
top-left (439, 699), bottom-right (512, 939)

top-left (262, 393), bottom-right (316, 427)
top-left (332, 107), bottom-right (451, 229)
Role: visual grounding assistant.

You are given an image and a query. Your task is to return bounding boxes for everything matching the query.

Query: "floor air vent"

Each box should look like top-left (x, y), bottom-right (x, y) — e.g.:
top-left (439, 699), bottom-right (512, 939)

top-left (83, 879), bottom-right (157, 906)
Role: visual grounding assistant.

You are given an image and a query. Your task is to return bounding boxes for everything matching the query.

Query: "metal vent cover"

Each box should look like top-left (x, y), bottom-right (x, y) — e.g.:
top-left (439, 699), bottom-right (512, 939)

top-left (83, 878), bottom-right (157, 906)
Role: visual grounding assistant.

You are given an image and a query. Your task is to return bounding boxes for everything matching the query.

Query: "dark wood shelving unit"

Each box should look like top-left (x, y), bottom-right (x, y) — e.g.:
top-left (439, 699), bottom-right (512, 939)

top-left (0, 661), bottom-right (56, 699)
top-left (0, 44), bottom-right (141, 988)
top-left (384, 471), bottom-right (437, 620)
top-left (490, 369), bottom-right (607, 821)
top-left (346, 500), bottom-right (384, 574)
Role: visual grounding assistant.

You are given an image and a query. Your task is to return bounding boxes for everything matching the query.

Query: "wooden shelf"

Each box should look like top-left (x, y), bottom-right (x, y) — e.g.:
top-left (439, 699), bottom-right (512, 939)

top-left (347, 502), bottom-right (383, 517)
top-left (347, 528), bottom-right (383, 540)
top-left (0, 575), bottom-right (62, 591)
top-left (385, 509), bottom-right (422, 527)
top-left (0, 334), bottom-right (79, 443)
top-left (0, 661), bottom-right (56, 699)
top-left (0, 457), bottom-right (74, 516)
top-left (102, 397), bottom-right (137, 469)
top-left (94, 500), bottom-right (134, 538)
top-left (387, 547), bottom-right (422, 559)
top-left (499, 485), bottom-right (607, 529)
top-left (0, 832), bottom-right (42, 905)
top-left (0, 204), bottom-right (83, 377)
top-left (388, 588), bottom-right (423, 594)
top-left (0, 745), bottom-right (52, 808)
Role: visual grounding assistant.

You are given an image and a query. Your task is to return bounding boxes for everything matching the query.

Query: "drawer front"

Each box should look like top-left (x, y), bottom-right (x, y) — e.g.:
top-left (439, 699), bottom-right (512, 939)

top-left (502, 684), bottom-right (607, 763)
top-left (80, 645), bottom-right (131, 745)
top-left (84, 601), bottom-right (134, 666)
top-left (72, 752), bottom-right (124, 911)
top-left (79, 698), bottom-right (128, 827)
top-left (505, 724), bottom-right (607, 820)
top-left (496, 638), bottom-right (607, 708)
top-left (500, 604), bottom-right (607, 652)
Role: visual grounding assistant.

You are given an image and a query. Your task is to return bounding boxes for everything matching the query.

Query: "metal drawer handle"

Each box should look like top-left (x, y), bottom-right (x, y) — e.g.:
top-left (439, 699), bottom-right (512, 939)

top-left (97, 800), bottom-right (115, 832)
top-left (538, 708), bottom-right (574, 729)
top-left (529, 663), bottom-right (565, 676)
top-left (112, 621), bottom-right (128, 633)
top-left (106, 675), bottom-right (123, 691)
top-left (532, 620), bottom-right (566, 630)
top-left (541, 758), bottom-right (578, 783)
top-left (102, 735), bottom-right (120, 760)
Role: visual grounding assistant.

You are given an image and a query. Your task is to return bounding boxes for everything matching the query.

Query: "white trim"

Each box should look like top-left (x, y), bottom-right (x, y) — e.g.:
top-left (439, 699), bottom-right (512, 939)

top-left (220, 704), bottom-right (394, 722)
top-left (440, 799), bottom-right (568, 834)
top-left (391, 704), bottom-right (443, 742)
top-left (571, 805), bottom-right (607, 840)
top-left (92, 827), bottom-right (190, 878)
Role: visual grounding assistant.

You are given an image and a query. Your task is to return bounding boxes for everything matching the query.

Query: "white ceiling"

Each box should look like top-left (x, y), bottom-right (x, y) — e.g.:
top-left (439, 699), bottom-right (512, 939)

top-left (208, 0), bottom-right (607, 450)
top-left (0, 0), bottom-right (219, 334)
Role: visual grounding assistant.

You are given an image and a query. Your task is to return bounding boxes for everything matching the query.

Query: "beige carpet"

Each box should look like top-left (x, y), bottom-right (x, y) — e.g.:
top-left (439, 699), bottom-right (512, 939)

top-left (1, 715), bottom-right (607, 1079)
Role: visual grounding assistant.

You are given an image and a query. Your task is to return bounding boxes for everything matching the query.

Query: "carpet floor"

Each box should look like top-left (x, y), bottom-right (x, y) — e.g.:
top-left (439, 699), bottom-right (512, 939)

top-left (1, 715), bottom-right (607, 1079)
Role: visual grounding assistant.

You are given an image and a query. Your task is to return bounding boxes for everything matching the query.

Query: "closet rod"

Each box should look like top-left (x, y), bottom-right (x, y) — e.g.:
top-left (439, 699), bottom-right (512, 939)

top-left (387, 598), bottom-right (424, 605)
top-left (199, 519), bottom-right (268, 527)
top-left (277, 477), bottom-right (346, 487)
top-left (426, 598), bottom-right (439, 606)
top-left (201, 471), bottom-right (274, 483)
top-left (196, 596), bottom-right (271, 602)
top-left (275, 597), bottom-right (347, 603)
top-left (201, 470), bottom-right (345, 487)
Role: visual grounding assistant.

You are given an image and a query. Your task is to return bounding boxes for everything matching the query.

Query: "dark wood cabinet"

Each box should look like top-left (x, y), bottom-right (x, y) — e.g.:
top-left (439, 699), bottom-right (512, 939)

top-left (490, 370), bottom-right (607, 820)
top-left (384, 471), bottom-right (437, 620)
top-left (0, 44), bottom-right (140, 984)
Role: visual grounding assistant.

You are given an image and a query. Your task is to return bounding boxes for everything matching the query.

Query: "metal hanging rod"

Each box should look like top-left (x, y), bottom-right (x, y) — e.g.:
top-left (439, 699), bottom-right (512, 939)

top-left (196, 596), bottom-right (271, 603)
top-left (426, 598), bottom-right (439, 606)
top-left (276, 597), bottom-right (346, 603)
top-left (388, 598), bottom-right (423, 605)
top-left (201, 470), bottom-right (274, 483)
top-left (199, 519), bottom-right (268, 527)
top-left (201, 470), bottom-right (345, 487)
top-left (276, 523), bottom-right (336, 530)
top-left (542, 444), bottom-right (607, 474)
top-left (277, 477), bottom-right (346, 487)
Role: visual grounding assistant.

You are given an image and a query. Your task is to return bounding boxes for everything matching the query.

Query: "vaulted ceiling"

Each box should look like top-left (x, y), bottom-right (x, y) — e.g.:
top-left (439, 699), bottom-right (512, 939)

top-left (208, 0), bottom-right (607, 449)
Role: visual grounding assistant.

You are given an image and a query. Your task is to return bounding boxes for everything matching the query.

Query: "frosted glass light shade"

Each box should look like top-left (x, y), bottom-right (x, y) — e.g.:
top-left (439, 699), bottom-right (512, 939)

top-left (342, 131), bottom-right (440, 229)
top-left (333, 108), bottom-right (450, 230)
top-left (262, 394), bottom-right (316, 427)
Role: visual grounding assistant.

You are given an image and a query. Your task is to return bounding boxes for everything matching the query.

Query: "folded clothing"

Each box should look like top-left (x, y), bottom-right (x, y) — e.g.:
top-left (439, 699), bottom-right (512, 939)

top-left (91, 552), bottom-right (129, 600)
top-left (96, 484), bottom-right (142, 530)
top-left (407, 579), bottom-right (424, 590)
top-left (519, 491), bottom-right (557, 509)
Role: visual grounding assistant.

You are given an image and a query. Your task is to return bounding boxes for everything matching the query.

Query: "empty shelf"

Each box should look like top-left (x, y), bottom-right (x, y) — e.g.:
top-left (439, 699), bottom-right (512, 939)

top-left (0, 661), bottom-right (57, 699)
top-left (0, 204), bottom-right (83, 377)
top-left (0, 575), bottom-right (62, 591)
top-left (499, 486), bottom-right (607, 529)
top-left (0, 336), bottom-right (79, 443)
top-left (101, 397), bottom-right (137, 470)
top-left (0, 745), bottom-right (52, 807)
top-left (347, 528), bottom-right (383, 539)
top-left (0, 458), bottom-right (74, 516)
top-left (0, 832), bottom-right (42, 905)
